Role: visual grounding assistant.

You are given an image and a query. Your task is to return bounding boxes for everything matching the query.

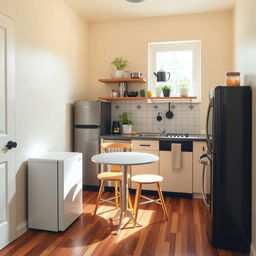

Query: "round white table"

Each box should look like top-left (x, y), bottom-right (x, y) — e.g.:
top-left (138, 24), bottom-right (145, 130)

top-left (91, 152), bottom-right (159, 234)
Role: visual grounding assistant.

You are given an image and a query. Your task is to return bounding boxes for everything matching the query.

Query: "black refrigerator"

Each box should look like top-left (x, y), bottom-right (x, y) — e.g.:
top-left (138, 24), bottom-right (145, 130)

top-left (204, 86), bottom-right (251, 253)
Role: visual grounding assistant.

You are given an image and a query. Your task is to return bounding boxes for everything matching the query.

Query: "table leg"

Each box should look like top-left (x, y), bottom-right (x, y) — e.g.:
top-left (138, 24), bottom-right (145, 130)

top-left (113, 165), bottom-right (142, 235)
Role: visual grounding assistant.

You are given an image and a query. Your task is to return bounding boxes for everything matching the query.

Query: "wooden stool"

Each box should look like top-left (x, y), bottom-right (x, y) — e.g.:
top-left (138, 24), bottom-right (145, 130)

top-left (93, 143), bottom-right (133, 215)
top-left (131, 174), bottom-right (168, 225)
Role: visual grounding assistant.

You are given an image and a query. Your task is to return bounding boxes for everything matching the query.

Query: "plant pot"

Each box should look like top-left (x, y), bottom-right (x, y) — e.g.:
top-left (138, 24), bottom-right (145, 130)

top-left (115, 70), bottom-right (124, 78)
top-left (122, 124), bottom-right (132, 134)
top-left (162, 89), bottom-right (171, 97)
top-left (180, 88), bottom-right (188, 97)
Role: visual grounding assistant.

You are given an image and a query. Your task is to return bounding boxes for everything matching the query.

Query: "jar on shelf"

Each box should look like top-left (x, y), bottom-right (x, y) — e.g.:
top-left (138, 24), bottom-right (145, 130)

top-left (225, 72), bottom-right (240, 86)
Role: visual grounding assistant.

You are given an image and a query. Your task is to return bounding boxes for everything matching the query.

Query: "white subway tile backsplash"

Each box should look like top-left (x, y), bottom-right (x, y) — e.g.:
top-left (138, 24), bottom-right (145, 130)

top-left (112, 101), bottom-right (201, 134)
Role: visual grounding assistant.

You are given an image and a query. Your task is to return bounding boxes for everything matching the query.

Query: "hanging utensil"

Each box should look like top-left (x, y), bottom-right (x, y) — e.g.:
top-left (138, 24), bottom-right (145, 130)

top-left (166, 102), bottom-right (174, 119)
top-left (156, 112), bottom-right (163, 121)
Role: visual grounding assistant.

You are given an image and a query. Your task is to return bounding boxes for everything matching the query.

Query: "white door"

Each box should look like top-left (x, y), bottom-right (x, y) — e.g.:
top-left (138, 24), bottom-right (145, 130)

top-left (0, 13), bottom-right (16, 250)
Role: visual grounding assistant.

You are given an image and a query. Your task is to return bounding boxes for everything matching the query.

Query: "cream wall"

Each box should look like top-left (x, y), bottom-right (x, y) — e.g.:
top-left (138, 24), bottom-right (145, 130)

top-left (88, 11), bottom-right (233, 130)
top-left (0, 0), bottom-right (88, 230)
top-left (234, 0), bottom-right (256, 251)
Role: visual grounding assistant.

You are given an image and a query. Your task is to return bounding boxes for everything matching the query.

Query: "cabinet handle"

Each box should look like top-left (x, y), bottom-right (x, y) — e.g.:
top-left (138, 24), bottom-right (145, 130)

top-left (139, 144), bottom-right (151, 147)
top-left (203, 146), bottom-right (205, 151)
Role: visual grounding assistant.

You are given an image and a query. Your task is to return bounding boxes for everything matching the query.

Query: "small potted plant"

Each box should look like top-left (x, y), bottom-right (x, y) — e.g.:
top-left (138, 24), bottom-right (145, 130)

top-left (179, 78), bottom-right (190, 97)
top-left (119, 112), bottom-right (133, 134)
top-left (162, 85), bottom-right (171, 97)
top-left (111, 57), bottom-right (128, 78)
top-left (140, 88), bottom-right (146, 97)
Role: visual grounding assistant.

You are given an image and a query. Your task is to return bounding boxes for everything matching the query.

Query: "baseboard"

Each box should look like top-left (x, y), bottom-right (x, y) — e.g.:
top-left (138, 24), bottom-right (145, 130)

top-left (193, 193), bottom-right (203, 199)
top-left (16, 221), bottom-right (27, 237)
top-left (251, 243), bottom-right (256, 256)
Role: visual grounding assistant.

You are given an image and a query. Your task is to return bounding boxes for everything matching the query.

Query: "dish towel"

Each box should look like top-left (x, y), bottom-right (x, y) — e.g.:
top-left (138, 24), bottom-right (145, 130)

top-left (172, 143), bottom-right (182, 170)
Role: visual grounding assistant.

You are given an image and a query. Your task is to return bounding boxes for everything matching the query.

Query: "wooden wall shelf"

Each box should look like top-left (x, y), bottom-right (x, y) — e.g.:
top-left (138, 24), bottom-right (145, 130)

top-left (98, 96), bottom-right (197, 101)
top-left (99, 78), bottom-right (146, 83)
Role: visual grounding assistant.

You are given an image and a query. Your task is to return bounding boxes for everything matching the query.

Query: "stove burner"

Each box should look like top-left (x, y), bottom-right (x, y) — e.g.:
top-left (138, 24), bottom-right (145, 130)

top-left (165, 133), bottom-right (189, 138)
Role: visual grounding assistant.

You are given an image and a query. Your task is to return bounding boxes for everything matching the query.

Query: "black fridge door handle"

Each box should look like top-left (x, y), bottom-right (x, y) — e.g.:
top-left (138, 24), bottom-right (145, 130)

top-left (202, 163), bottom-right (210, 208)
top-left (206, 98), bottom-right (213, 154)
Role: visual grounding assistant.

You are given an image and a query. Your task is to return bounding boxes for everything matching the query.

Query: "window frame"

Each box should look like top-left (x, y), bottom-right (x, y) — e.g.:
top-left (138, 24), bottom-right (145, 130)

top-left (148, 40), bottom-right (201, 102)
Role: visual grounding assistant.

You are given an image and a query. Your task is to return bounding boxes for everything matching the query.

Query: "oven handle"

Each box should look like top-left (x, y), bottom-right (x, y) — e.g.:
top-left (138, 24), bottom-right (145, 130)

top-left (202, 162), bottom-right (210, 208)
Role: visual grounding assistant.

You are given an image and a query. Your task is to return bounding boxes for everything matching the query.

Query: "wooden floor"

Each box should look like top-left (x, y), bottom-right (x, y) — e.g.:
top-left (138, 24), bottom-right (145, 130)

top-left (0, 191), bottom-right (248, 256)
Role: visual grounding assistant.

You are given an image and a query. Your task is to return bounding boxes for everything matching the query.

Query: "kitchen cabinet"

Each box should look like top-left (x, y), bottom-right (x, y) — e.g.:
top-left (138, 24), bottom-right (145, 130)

top-left (192, 141), bottom-right (207, 194)
top-left (131, 140), bottom-right (159, 191)
top-left (159, 150), bottom-right (193, 194)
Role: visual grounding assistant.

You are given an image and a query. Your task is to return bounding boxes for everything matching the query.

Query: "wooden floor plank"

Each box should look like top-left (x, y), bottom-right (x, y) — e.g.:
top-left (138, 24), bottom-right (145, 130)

top-left (0, 191), bottom-right (249, 256)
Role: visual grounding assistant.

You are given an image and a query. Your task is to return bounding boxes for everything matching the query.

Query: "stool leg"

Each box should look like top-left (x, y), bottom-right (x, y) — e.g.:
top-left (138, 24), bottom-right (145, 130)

top-left (133, 183), bottom-right (142, 227)
top-left (118, 180), bottom-right (122, 209)
top-left (156, 182), bottom-right (168, 220)
top-left (114, 180), bottom-right (119, 208)
top-left (94, 180), bottom-right (105, 215)
top-left (128, 190), bottom-right (134, 213)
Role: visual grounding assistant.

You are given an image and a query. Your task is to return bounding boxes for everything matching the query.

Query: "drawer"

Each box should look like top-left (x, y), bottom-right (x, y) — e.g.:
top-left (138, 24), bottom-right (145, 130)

top-left (131, 140), bottom-right (159, 151)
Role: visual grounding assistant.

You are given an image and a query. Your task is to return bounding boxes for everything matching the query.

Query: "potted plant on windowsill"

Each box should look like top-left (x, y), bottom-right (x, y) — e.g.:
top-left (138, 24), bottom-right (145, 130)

top-left (119, 112), bottom-right (133, 134)
top-left (179, 78), bottom-right (190, 97)
top-left (111, 57), bottom-right (128, 78)
top-left (162, 85), bottom-right (171, 97)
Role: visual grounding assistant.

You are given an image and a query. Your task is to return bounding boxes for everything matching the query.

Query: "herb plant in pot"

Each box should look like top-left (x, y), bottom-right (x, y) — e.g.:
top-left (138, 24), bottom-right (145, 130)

top-left (162, 85), bottom-right (171, 97)
top-left (179, 78), bottom-right (190, 97)
top-left (119, 112), bottom-right (133, 134)
top-left (111, 57), bottom-right (128, 78)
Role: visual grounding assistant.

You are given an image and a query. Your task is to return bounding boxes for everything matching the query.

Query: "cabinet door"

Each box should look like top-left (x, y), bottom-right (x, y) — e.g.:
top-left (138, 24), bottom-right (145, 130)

top-left (131, 149), bottom-right (159, 191)
top-left (160, 151), bottom-right (193, 193)
top-left (193, 142), bottom-right (207, 194)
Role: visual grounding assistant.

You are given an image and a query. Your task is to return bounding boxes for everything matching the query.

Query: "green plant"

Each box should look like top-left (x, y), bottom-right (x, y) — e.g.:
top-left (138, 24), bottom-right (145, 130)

top-left (162, 85), bottom-right (171, 90)
top-left (179, 77), bottom-right (190, 88)
top-left (140, 88), bottom-right (146, 97)
top-left (111, 57), bottom-right (128, 70)
top-left (119, 112), bottom-right (133, 125)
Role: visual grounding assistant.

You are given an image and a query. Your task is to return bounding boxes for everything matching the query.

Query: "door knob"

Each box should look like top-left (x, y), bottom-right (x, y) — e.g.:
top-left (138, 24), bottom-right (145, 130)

top-left (5, 141), bottom-right (17, 150)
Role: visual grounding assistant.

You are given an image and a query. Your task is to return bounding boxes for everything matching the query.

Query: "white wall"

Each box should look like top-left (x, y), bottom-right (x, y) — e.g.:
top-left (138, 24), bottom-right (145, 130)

top-left (234, 0), bottom-right (256, 252)
top-left (88, 11), bottom-right (233, 131)
top-left (0, 0), bottom-right (89, 230)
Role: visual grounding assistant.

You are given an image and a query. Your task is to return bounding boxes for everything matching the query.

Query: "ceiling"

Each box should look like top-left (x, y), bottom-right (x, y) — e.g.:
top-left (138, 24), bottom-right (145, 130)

top-left (64, 0), bottom-right (236, 22)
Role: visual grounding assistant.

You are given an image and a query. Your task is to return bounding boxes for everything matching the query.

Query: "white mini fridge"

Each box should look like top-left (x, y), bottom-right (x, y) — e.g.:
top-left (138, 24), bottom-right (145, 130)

top-left (28, 152), bottom-right (83, 232)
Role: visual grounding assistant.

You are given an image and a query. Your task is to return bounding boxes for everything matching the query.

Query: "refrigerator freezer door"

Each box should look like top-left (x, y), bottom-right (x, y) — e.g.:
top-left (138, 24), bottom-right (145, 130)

top-left (74, 127), bottom-right (100, 186)
top-left (74, 101), bottom-right (100, 126)
top-left (58, 153), bottom-right (83, 231)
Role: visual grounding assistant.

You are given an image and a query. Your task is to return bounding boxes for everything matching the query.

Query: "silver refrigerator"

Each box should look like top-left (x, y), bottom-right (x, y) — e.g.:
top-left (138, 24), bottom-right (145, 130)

top-left (74, 101), bottom-right (111, 189)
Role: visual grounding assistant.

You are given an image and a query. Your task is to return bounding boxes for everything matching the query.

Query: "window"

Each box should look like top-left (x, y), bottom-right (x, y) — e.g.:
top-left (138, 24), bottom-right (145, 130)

top-left (148, 40), bottom-right (201, 101)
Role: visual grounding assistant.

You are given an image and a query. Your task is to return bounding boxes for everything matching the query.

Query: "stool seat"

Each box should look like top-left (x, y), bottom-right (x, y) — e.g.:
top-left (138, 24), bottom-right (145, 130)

top-left (131, 174), bottom-right (163, 184)
top-left (97, 172), bottom-right (130, 180)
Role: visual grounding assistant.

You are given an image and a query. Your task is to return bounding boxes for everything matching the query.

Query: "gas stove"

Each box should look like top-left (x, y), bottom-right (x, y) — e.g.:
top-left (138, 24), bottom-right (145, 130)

top-left (164, 133), bottom-right (189, 138)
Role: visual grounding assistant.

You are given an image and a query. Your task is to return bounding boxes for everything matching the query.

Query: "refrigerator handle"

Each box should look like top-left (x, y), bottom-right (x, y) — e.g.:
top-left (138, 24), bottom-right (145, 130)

top-left (201, 161), bottom-right (210, 208)
top-left (206, 98), bottom-right (213, 154)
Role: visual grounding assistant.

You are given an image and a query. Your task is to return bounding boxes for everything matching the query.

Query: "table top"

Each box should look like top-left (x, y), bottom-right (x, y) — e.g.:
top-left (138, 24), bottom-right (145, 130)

top-left (91, 152), bottom-right (159, 166)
